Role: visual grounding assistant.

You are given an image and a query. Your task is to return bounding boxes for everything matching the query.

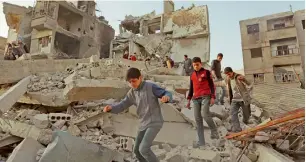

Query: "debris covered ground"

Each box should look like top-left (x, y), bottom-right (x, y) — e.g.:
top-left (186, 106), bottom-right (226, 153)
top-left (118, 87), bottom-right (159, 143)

top-left (0, 1), bottom-right (305, 162)
top-left (0, 56), bottom-right (304, 162)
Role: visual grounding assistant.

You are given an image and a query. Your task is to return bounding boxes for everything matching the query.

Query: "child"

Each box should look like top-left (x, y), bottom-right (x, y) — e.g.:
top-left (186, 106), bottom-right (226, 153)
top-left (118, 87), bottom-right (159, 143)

top-left (186, 57), bottom-right (219, 148)
top-left (103, 67), bottom-right (172, 162)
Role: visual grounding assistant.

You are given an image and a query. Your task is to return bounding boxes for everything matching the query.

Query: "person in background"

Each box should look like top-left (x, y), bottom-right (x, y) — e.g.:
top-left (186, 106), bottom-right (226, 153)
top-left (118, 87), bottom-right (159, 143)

top-left (123, 50), bottom-right (129, 59)
top-left (186, 57), bottom-right (219, 148)
top-left (165, 56), bottom-right (174, 68)
top-left (130, 52), bottom-right (137, 61)
top-left (211, 53), bottom-right (225, 105)
top-left (103, 68), bottom-right (172, 162)
top-left (214, 67), bottom-right (252, 133)
top-left (183, 55), bottom-right (193, 76)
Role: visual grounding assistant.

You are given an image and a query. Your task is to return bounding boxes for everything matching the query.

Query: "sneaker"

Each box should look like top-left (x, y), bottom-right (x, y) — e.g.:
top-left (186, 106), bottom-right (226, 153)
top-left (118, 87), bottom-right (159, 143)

top-left (211, 131), bottom-right (220, 139)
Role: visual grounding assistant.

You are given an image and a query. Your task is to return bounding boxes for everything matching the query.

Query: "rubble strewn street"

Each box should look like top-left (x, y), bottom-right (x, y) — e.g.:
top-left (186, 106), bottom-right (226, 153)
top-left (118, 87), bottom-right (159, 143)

top-left (0, 0), bottom-right (305, 162)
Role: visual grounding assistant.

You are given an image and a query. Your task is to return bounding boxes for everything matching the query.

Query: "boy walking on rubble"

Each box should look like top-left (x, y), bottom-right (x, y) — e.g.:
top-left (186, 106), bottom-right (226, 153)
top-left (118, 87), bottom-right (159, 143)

top-left (214, 67), bottom-right (252, 133)
top-left (103, 67), bottom-right (172, 162)
top-left (186, 57), bottom-right (219, 148)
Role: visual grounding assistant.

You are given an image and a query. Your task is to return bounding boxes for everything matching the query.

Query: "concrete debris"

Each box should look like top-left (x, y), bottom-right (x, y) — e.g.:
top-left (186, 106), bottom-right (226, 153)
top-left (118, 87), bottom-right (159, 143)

top-left (0, 1), bottom-right (303, 162)
top-left (6, 137), bottom-right (45, 162)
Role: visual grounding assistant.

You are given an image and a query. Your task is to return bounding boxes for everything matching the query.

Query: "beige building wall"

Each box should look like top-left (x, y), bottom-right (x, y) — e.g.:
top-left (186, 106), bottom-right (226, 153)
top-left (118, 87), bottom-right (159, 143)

top-left (240, 11), bottom-right (303, 84)
top-left (294, 10), bottom-right (305, 82)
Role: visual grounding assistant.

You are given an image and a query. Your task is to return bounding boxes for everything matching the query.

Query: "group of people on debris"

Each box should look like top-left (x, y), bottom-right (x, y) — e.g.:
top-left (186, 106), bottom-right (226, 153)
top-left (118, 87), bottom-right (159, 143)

top-left (103, 53), bottom-right (253, 162)
top-left (4, 40), bottom-right (29, 60)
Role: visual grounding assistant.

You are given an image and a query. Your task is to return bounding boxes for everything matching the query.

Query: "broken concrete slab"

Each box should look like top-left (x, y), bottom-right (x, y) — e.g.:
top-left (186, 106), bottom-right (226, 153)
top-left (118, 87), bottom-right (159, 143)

top-left (150, 75), bottom-right (189, 83)
top-left (0, 76), bottom-right (31, 114)
top-left (0, 117), bottom-right (52, 145)
top-left (0, 135), bottom-right (22, 148)
top-left (39, 131), bottom-right (124, 162)
top-left (63, 79), bottom-right (130, 102)
top-left (6, 137), bottom-right (45, 162)
top-left (256, 144), bottom-right (294, 162)
top-left (111, 114), bottom-right (213, 146)
top-left (0, 59), bottom-right (89, 85)
top-left (129, 103), bottom-right (187, 123)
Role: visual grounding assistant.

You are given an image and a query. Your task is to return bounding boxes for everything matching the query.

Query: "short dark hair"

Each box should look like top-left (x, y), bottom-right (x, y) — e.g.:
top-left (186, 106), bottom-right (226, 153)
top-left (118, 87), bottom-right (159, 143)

top-left (217, 53), bottom-right (223, 58)
top-left (192, 57), bottom-right (201, 63)
top-left (126, 68), bottom-right (141, 81)
top-left (224, 67), bottom-right (233, 73)
top-left (184, 55), bottom-right (188, 58)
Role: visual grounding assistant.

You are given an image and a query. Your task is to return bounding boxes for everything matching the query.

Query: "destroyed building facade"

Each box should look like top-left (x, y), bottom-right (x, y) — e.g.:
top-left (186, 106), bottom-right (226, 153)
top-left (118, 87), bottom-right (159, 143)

top-left (240, 10), bottom-right (305, 84)
top-left (110, 0), bottom-right (210, 63)
top-left (2, 1), bottom-right (115, 59)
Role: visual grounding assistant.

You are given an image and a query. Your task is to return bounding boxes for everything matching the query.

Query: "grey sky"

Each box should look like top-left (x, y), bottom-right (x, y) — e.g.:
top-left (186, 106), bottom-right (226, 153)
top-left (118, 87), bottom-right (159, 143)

top-left (0, 1), bottom-right (304, 70)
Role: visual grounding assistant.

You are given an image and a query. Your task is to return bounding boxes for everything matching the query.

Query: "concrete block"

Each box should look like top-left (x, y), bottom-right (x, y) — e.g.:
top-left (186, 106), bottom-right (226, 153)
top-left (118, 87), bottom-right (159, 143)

top-left (63, 79), bottom-right (130, 102)
top-left (48, 113), bottom-right (71, 123)
top-left (153, 149), bottom-right (167, 160)
top-left (119, 137), bottom-right (134, 152)
top-left (39, 131), bottom-right (124, 162)
top-left (7, 137), bottom-right (45, 162)
top-left (0, 76), bottom-right (31, 114)
top-left (32, 114), bottom-right (50, 129)
top-left (78, 69), bottom-right (91, 78)
top-left (64, 72), bottom-right (78, 84)
top-left (189, 149), bottom-right (221, 162)
top-left (164, 154), bottom-right (188, 162)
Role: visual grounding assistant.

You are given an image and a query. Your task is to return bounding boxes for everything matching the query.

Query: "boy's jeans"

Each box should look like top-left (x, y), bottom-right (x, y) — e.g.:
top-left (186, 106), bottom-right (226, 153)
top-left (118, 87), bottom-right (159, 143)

top-left (193, 96), bottom-right (217, 145)
top-left (215, 78), bottom-right (226, 104)
top-left (134, 126), bottom-right (161, 162)
top-left (230, 101), bottom-right (251, 132)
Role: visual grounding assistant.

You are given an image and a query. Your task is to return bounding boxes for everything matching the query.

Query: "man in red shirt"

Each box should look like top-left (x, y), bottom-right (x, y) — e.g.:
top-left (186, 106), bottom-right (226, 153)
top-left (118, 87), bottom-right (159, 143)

top-left (186, 57), bottom-right (219, 148)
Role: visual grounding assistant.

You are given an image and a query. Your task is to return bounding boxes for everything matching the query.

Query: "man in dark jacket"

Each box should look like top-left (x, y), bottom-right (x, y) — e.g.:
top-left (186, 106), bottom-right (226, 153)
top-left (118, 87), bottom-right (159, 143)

top-left (186, 57), bottom-right (219, 148)
top-left (183, 55), bottom-right (193, 76)
top-left (211, 53), bottom-right (225, 105)
top-left (214, 67), bottom-right (252, 133)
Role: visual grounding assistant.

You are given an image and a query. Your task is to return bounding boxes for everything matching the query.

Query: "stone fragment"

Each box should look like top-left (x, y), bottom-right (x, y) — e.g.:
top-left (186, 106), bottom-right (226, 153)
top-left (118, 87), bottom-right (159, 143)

top-left (39, 131), bottom-right (124, 162)
top-left (254, 131), bottom-right (270, 142)
top-left (256, 144), bottom-right (295, 162)
top-left (189, 149), bottom-right (221, 162)
top-left (90, 67), bottom-right (101, 78)
top-left (32, 114), bottom-right (50, 129)
top-left (276, 139), bottom-right (290, 150)
top-left (162, 143), bottom-right (172, 152)
top-left (247, 150), bottom-right (259, 162)
top-left (6, 138), bottom-right (45, 162)
top-left (68, 125), bottom-right (81, 136)
top-left (89, 55), bottom-right (99, 63)
top-left (153, 149), bottom-right (167, 160)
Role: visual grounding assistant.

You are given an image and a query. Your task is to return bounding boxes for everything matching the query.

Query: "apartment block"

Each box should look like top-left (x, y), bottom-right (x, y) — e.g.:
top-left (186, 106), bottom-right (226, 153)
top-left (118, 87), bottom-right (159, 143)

top-left (3, 1), bottom-right (115, 59)
top-left (240, 10), bottom-right (305, 84)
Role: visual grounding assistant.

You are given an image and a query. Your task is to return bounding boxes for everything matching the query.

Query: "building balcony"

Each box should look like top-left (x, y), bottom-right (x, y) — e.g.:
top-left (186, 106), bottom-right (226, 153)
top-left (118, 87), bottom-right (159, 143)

top-left (271, 47), bottom-right (299, 57)
top-left (266, 27), bottom-right (297, 41)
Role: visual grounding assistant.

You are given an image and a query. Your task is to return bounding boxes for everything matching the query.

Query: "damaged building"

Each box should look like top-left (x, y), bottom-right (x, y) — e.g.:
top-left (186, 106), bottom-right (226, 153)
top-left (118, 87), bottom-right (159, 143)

top-left (2, 1), bottom-right (115, 59)
top-left (110, 1), bottom-right (210, 63)
top-left (240, 10), bottom-right (305, 85)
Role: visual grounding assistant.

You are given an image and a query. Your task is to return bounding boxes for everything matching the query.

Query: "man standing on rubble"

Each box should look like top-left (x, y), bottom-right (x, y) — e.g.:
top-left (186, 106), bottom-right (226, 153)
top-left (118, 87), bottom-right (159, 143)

top-left (211, 53), bottom-right (225, 105)
top-left (103, 67), bottom-right (172, 162)
top-left (183, 55), bottom-right (193, 76)
top-left (214, 67), bottom-right (252, 133)
top-left (186, 57), bottom-right (219, 148)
